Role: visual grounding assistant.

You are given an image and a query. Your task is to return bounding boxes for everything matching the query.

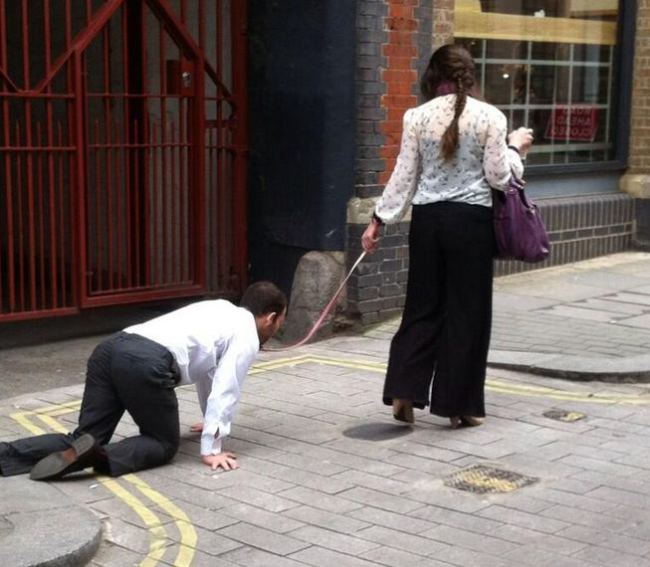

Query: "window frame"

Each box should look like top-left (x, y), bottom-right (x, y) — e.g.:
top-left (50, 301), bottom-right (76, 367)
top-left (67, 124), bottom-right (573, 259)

top-left (457, 0), bottom-right (636, 179)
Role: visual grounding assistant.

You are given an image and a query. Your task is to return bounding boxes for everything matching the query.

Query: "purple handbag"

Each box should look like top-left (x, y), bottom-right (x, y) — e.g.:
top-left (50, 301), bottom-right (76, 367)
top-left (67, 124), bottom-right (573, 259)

top-left (492, 175), bottom-right (550, 263)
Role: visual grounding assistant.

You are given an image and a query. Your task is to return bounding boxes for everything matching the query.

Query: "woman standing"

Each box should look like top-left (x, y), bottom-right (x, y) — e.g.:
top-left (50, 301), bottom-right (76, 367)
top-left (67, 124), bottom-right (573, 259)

top-left (361, 44), bottom-right (533, 427)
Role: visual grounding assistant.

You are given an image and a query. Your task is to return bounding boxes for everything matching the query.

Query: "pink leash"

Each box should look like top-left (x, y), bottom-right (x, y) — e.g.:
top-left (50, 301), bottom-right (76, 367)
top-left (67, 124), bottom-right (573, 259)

top-left (265, 251), bottom-right (367, 351)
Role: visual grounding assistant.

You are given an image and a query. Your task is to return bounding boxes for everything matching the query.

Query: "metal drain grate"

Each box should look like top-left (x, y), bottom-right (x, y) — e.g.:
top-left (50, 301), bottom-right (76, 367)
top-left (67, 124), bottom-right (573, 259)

top-left (444, 464), bottom-right (538, 494)
top-left (543, 409), bottom-right (586, 422)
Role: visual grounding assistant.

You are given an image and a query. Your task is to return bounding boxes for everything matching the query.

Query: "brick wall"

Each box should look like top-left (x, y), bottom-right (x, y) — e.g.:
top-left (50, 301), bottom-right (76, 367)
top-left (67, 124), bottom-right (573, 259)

top-left (628, 0), bottom-right (650, 174)
top-left (347, 193), bottom-right (635, 324)
top-left (415, 1), bottom-right (435, 96)
top-left (355, 0), bottom-right (388, 200)
top-left (495, 195), bottom-right (635, 276)
top-left (379, 2), bottom-right (420, 184)
top-left (622, 0), bottom-right (650, 247)
top-left (432, 0), bottom-right (454, 49)
top-left (348, 0), bottom-right (433, 325)
top-left (348, 1), bottom-right (635, 327)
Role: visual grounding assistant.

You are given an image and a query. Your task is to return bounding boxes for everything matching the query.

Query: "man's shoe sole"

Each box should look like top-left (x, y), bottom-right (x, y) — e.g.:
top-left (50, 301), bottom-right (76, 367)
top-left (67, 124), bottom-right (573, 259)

top-left (29, 434), bottom-right (96, 481)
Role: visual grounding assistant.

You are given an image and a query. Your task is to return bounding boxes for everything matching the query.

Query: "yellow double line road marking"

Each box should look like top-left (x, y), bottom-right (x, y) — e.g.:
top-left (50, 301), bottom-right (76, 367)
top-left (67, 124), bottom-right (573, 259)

top-left (254, 354), bottom-right (650, 405)
top-left (252, 354), bottom-right (384, 374)
top-left (124, 474), bottom-right (198, 567)
top-left (10, 404), bottom-right (197, 567)
top-left (100, 478), bottom-right (168, 566)
top-left (487, 378), bottom-right (650, 405)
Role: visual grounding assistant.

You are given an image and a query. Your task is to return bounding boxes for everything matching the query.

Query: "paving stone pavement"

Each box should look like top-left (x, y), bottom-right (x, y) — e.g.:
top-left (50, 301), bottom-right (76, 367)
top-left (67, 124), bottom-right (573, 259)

top-left (1, 252), bottom-right (650, 566)
top-left (365, 252), bottom-right (650, 360)
top-left (491, 253), bottom-right (650, 359)
top-left (365, 252), bottom-right (650, 380)
top-left (3, 354), bottom-right (650, 566)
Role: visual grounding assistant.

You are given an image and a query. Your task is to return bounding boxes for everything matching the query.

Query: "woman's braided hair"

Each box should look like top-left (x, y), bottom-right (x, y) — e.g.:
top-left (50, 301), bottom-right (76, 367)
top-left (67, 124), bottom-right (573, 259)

top-left (420, 44), bottom-right (479, 162)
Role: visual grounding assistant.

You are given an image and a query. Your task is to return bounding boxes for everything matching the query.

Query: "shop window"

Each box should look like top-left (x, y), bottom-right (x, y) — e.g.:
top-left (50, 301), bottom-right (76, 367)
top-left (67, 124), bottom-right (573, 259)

top-left (455, 0), bottom-right (619, 166)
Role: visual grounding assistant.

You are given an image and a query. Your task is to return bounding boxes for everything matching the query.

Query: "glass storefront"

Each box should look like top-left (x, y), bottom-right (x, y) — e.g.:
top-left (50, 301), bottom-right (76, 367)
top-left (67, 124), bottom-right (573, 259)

top-left (455, 0), bottom-right (619, 166)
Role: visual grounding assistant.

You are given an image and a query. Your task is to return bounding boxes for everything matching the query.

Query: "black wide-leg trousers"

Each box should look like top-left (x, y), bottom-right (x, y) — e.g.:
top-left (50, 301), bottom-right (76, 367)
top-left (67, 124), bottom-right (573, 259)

top-left (383, 201), bottom-right (495, 418)
top-left (0, 332), bottom-right (180, 477)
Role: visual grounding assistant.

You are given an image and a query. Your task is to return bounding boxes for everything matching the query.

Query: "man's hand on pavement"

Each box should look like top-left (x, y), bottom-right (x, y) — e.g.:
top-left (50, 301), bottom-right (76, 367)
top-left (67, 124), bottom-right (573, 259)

top-left (202, 452), bottom-right (239, 471)
top-left (190, 422), bottom-right (204, 432)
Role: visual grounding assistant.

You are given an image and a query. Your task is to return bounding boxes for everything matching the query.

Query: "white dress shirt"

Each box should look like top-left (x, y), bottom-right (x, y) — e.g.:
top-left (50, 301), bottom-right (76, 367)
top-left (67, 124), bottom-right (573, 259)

top-left (124, 300), bottom-right (259, 455)
top-left (375, 95), bottom-right (524, 224)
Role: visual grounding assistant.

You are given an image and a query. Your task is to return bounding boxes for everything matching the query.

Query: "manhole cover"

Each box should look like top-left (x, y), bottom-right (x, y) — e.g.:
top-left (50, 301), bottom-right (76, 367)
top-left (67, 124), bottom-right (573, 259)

top-left (444, 464), bottom-right (538, 494)
top-left (543, 409), bottom-right (586, 422)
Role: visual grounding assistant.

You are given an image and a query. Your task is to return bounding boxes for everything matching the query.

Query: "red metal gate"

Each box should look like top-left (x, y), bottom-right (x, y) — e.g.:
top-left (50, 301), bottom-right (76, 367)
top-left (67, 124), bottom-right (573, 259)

top-left (0, 0), bottom-right (247, 322)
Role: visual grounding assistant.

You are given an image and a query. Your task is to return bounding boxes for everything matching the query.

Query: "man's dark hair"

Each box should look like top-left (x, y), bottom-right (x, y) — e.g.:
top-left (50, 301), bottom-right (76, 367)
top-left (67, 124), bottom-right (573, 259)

top-left (240, 281), bottom-right (287, 316)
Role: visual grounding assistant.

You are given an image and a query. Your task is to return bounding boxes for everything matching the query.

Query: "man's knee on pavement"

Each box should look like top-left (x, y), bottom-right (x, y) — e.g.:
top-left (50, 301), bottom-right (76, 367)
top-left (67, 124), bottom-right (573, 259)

top-left (161, 435), bottom-right (180, 463)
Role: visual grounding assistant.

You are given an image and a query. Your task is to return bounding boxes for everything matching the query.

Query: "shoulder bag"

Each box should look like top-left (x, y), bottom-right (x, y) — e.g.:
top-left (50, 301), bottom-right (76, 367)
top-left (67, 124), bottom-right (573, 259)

top-left (492, 174), bottom-right (550, 263)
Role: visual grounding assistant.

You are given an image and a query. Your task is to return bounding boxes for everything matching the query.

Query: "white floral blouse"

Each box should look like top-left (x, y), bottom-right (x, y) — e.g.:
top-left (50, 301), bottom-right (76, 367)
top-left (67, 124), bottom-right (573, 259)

top-left (374, 94), bottom-right (524, 224)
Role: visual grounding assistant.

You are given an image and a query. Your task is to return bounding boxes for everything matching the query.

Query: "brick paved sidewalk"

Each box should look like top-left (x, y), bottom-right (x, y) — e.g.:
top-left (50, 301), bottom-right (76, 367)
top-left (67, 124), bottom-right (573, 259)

top-left (366, 252), bottom-right (650, 360)
top-left (361, 252), bottom-right (650, 380)
top-left (2, 252), bottom-right (650, 566)
top-left (491, 252), bottom-right (650, 359)
top-left (2, 339), bottom-right (650, 566)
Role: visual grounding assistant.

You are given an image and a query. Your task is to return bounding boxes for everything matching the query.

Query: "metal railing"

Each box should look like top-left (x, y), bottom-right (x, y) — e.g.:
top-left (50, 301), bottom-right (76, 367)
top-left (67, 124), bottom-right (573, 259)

top-left (0, 0), bottom-right (247, 321)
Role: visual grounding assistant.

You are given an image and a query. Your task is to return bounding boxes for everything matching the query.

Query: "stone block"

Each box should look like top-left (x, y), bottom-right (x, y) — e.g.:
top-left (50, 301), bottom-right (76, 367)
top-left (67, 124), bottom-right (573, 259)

top-left (282, 251), bottom-right (346, 343)
top-left (620, 173), bottom-right (650, 198)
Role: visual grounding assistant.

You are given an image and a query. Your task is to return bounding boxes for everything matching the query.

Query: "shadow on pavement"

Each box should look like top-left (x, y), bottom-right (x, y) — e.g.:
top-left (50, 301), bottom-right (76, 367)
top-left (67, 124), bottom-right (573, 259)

top-left (342, 422), bottom-right (413, 441)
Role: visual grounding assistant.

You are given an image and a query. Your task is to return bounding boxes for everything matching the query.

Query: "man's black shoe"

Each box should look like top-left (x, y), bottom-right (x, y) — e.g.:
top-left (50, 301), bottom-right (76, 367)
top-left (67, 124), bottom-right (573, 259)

top-left (29, 434), bottom-right (99, 481)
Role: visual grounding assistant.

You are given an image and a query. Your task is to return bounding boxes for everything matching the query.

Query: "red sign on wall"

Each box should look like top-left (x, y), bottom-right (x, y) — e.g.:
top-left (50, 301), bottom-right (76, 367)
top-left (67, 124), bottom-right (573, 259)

top-left (545, 106), bottom-right (599, 142)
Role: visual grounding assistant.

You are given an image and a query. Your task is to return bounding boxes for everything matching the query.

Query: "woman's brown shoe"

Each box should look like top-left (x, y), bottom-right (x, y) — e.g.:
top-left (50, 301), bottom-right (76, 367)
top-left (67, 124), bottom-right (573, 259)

top-left (392, 399), bottom-right (414, 424)
top-left (450, 416), bottom-right (484, 429)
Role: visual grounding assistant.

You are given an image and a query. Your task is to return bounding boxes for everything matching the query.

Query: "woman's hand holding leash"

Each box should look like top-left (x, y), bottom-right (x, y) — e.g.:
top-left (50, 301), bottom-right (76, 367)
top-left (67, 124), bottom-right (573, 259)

top-left (362, 217), bottom-right (382, 253)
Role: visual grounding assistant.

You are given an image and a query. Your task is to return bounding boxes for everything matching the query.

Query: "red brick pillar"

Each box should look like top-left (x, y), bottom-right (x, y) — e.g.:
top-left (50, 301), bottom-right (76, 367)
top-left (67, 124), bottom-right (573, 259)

top-left (379, 1), bottom-right (419, 184)
top-left (347, 0), bottom-right (434, 324)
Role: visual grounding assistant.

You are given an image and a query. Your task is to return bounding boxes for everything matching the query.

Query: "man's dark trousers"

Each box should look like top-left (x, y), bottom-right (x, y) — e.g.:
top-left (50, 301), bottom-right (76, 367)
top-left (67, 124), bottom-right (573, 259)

top-left (0, 332), bottom-right (180, 477)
